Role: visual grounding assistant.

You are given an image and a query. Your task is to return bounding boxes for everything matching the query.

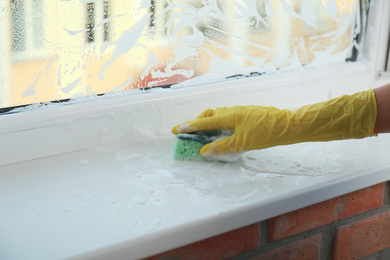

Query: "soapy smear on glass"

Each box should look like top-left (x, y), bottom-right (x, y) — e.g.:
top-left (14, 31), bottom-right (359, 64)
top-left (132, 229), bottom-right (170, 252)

top-left (1, 0), bottom-right (365, 110)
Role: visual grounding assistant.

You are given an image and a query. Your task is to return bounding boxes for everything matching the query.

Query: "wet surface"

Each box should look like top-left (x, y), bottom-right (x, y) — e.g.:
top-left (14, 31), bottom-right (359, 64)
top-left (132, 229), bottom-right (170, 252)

top-left (0, 133), bottom-right (389, 260)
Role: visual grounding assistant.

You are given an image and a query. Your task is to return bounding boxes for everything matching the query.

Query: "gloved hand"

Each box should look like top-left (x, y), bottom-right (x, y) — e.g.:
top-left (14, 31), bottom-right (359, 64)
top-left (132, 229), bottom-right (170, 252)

top-left (171, 89), bottom-right (377, 157)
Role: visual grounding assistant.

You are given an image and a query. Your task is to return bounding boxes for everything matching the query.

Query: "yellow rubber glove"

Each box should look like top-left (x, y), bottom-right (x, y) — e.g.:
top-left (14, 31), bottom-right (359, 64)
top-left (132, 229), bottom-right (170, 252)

top-left (172, 89), bottom-right (378, 156)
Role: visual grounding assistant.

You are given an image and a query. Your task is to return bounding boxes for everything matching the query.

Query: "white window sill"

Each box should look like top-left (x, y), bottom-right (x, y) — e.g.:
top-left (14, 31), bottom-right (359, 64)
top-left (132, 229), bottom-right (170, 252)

top-left (1, 62), bottom-right (390, 260)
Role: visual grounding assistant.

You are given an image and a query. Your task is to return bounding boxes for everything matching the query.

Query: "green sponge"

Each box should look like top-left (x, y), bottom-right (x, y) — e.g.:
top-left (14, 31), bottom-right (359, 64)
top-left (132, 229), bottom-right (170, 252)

top-left (173, 130), bottom-right (233, 161)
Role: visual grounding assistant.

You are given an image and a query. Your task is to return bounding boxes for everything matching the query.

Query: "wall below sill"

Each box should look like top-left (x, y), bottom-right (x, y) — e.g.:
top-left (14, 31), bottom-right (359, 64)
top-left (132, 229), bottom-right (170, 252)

top-left (146, 182), bottom-right (390, 260)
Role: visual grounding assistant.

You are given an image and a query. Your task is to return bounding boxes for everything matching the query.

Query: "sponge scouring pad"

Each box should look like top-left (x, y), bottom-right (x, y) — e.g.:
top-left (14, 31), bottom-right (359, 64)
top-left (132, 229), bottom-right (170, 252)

top-left (173, 130), bottom-right (233, 161)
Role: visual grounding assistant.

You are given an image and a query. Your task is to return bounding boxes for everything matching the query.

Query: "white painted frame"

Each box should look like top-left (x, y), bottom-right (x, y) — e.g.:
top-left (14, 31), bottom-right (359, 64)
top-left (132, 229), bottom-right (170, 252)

top-left (362, 0), bottom-right (390, 73)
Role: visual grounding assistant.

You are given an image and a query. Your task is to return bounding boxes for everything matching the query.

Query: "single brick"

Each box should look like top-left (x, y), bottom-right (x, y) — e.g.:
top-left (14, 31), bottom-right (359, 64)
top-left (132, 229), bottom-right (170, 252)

top-left (268, 183), bottom-right (385, 241)
top-left (145, 222), bottom-right (261, 260)
top-left (252, 234), bottom-right (321, 260)
top-left (332, 210), bottom-right (390, 259)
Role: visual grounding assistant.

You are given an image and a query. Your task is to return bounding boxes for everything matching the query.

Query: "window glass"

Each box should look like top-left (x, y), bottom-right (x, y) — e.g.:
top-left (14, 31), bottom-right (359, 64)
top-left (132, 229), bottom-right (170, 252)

top-left (0, 0), bottom-right (366, 111)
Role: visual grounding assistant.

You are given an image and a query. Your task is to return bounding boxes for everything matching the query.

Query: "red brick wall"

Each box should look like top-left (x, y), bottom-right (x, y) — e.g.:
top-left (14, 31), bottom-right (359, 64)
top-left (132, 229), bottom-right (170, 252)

top-left (146, 181), bottom-right (390, 260)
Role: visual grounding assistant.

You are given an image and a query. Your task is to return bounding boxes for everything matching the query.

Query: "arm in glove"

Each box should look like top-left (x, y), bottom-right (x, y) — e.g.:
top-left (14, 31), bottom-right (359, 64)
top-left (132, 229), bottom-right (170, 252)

top-left (374, 84), bottom-right (390, 133)
top-left (171, 89), bottom-right (378, 157)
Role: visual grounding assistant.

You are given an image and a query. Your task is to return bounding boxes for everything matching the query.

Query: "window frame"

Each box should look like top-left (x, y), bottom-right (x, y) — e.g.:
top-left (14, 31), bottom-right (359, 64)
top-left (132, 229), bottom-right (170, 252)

top-left (387, 34), bottom-right (390, 73)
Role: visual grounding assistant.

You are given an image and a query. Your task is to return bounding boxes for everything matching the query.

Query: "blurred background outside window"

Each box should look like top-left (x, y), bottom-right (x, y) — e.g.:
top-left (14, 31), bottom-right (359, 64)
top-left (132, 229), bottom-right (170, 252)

top-left (0, 0), bottom-right (364, 111)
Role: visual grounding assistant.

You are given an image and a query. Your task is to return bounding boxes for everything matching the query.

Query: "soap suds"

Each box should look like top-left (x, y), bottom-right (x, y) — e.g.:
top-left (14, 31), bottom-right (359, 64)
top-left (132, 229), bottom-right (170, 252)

top-left (175, 123), bottom-right (198, 133)
top-left (237, 142), bottom-right (345, 178)
top-left (86, 124), bottom-right (353, 212)
top-left (207, 150), bottom-right (243, 163)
